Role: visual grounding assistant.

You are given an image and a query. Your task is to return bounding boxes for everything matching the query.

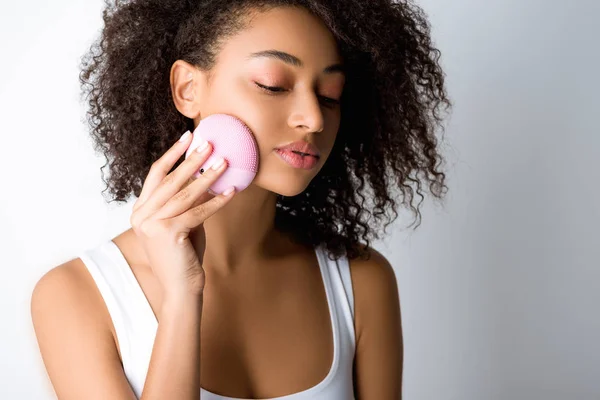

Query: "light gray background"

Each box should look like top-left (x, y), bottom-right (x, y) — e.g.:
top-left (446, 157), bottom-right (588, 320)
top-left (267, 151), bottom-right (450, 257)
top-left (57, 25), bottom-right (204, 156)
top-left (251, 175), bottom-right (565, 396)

top-left (1, 0), bottom-right (598, 399)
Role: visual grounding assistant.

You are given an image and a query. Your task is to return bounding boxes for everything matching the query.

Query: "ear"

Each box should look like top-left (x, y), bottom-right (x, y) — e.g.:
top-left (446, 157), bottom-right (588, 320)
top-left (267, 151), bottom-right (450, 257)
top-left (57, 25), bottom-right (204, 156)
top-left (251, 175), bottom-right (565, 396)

top-left (170, 60), bottom-right (207, 120)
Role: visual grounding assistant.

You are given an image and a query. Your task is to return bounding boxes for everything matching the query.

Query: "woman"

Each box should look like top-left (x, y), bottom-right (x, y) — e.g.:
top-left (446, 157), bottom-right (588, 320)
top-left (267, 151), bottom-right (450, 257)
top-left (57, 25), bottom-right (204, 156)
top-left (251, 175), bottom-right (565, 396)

top-left (31, 0), bottom-right (450, 399)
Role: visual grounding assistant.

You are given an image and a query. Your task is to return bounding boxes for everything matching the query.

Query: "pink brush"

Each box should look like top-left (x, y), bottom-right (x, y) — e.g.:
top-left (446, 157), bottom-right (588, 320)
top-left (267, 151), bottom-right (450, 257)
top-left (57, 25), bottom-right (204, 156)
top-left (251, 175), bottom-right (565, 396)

top-left (185, 114), bottom-right (259, 195)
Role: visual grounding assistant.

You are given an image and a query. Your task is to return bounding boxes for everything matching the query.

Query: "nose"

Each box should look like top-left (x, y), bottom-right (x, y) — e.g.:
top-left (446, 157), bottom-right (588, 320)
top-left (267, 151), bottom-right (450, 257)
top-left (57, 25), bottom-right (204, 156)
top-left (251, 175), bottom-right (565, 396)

top-left (287, 91), bottom-right (325, 134)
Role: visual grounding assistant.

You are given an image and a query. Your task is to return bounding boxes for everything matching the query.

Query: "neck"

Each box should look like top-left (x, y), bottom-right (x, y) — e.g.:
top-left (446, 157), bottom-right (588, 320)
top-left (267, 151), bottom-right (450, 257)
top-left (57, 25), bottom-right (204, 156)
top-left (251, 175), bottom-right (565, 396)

top-left (198, 183), bottom-right (285, 275)
top-left (117, 185), bottom-right (301, 277)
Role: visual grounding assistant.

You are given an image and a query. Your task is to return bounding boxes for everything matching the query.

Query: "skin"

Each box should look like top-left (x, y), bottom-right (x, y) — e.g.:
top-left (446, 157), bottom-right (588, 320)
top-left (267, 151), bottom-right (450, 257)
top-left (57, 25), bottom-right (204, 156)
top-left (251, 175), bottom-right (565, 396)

top-left (31, 6), bottom-right (403, 399)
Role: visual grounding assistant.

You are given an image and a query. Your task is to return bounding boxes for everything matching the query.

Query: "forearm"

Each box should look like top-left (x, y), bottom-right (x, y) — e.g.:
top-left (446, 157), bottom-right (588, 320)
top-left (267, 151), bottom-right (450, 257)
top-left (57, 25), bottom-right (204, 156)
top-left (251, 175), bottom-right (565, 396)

top-left (140, 293), bottom-right (203, 400)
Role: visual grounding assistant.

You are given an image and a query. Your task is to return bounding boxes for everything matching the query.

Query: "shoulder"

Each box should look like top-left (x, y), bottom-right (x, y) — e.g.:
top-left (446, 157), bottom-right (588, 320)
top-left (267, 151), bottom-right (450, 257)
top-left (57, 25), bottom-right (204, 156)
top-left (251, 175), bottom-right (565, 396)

top-left (31, 257), bottom-right (100, 318)
top-left (31, 258), bottom-right (89, 314)
top-left (30, 258), bottom-right (134, 398)
top-left (347, 243), bottom-right (403, 397)
top-left (347, 243), bottom-right (398, 294)
top-left (30, 257), bottom-right (118, 358)
top-left (347, 243), bottom-right (401, 339)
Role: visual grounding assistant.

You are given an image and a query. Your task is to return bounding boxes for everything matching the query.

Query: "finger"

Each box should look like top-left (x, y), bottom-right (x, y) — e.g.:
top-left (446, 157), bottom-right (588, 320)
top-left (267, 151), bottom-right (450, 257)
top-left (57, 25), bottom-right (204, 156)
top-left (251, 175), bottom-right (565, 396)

top-left (173, 186), bottom-right (237, 230)
top-left (137, 138), bottom-right (213, 218)
top-left (152, 157), bottom-right (229, 220)
top-left (188, 188), bottom-right (217, 210)
top-left (137, 130), bottom-right (194, 207)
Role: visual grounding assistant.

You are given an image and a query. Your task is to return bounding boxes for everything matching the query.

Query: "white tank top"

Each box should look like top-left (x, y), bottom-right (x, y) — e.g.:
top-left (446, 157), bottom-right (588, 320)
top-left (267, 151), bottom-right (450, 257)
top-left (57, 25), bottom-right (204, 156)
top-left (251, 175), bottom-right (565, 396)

top-left (79, 239), bottom-right (356, 399)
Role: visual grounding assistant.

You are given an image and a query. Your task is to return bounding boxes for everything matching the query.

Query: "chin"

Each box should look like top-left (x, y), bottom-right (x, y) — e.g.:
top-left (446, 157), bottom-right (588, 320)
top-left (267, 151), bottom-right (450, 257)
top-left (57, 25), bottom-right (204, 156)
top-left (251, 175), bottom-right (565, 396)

top-left (251, 174), bottom-right (314, 197)
top-left (251, 156), bottom-right (322, 197)
top-left (275, 186), bottom-right (310, 197)
top-left (268, 179), bottom-right (312, 197)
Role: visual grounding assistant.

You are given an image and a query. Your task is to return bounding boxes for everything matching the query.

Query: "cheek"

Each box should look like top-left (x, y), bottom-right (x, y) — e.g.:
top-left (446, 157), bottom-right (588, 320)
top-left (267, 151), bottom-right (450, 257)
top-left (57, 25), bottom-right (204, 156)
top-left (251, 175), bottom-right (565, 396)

top-left (323, 123), bottom-right (341, 151)
top-left (211, 81), bottom-right (282, 154)
top-left (248, 114), bottom-right (284, 156)
top-left (237, 106), bottom-right (286, 152)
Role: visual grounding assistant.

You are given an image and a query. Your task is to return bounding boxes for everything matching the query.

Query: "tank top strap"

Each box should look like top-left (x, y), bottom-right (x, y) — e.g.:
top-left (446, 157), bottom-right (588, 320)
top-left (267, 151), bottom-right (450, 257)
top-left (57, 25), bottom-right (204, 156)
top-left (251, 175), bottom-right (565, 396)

top-left (315, 244), bottom-right (356, 347)
top-left (79, 240), bottom-right (157, 397)
top-left (79, 241), bottom-right (133, 362)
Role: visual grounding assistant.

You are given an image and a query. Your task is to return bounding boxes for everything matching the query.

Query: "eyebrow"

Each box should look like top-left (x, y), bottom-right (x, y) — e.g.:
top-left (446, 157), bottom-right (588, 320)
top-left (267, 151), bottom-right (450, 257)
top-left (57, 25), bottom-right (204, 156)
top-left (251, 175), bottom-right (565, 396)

top-left (247, 49), bottom-right (345, 76)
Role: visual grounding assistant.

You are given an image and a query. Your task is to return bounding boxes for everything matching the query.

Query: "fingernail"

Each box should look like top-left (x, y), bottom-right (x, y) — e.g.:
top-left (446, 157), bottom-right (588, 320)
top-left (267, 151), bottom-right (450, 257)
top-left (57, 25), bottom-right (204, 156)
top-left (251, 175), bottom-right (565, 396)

top-left (179, 130), bottom-right (191, 142)
top-left (222, 186), bottom-right (235, 196)
top-left (211, 157), bottom-right (225, 170)
top-left (195, 140), bottom-right (209, 153)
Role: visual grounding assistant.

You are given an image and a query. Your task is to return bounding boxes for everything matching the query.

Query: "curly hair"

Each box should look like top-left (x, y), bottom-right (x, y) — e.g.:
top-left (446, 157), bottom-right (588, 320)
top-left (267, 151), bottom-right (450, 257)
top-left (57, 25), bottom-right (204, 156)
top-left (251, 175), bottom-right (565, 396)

top-left (79, 0), bottom-right (451, 262)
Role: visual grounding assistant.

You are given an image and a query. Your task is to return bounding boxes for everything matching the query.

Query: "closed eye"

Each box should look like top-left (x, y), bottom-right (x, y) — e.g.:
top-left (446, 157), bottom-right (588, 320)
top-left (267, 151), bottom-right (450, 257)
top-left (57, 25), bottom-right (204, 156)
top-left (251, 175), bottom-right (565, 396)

top-left (254, 82), bottom-right (340, 107)
top-left (255, 83), bottom-right (286, 93)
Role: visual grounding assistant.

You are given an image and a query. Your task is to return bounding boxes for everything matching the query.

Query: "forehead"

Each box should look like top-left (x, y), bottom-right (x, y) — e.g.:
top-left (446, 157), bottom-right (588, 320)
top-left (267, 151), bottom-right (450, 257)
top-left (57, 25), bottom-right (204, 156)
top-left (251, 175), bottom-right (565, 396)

top-left (217, 6), bottom-right (343, 71)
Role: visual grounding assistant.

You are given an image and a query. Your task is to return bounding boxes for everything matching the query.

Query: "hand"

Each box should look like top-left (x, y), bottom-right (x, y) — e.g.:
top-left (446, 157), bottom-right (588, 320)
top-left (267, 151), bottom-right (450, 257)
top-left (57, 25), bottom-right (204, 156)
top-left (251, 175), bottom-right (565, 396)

top-left (129, 130), bottom-right (235, 298)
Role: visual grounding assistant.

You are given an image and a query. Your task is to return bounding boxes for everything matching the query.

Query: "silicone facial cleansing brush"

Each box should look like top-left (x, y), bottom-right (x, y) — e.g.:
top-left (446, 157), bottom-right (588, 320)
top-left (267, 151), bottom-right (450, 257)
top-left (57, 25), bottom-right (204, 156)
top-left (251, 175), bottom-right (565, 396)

top-left (184, 114), bottom-right (259, 195)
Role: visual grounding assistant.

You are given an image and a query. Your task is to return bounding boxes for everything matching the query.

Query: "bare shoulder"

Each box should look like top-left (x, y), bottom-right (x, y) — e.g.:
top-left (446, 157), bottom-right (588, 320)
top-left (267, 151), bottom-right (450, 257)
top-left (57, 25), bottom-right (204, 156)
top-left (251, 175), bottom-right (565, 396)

top-left (32, 258), bottom-right (93, 319)
top-left (347, 243), bottom-right (403, 398)
top-left (31, 258), bottom-right (134, 399)
top-left (32, 257), bottom-right (88, 296)
top-left (31, 257), bottom-right (110, 332)
top-left (30, 257), bottom-right (118, 363)
top-left (347, 243), bottom-right (398, 293)
top-left (347, 243), bottom-right (400, 334)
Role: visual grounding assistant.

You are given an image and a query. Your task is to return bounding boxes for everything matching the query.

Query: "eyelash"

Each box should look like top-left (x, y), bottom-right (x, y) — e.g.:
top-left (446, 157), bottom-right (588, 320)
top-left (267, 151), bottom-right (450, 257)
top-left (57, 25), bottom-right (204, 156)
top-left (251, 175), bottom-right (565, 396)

top-left (254, 82), bottom-right (340, 107)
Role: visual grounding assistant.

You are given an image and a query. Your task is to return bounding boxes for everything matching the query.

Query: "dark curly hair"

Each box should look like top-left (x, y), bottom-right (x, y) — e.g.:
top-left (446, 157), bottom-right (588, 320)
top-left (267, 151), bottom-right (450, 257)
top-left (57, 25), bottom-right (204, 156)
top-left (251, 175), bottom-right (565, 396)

top-left (79, 0), bottom-right (451, 262)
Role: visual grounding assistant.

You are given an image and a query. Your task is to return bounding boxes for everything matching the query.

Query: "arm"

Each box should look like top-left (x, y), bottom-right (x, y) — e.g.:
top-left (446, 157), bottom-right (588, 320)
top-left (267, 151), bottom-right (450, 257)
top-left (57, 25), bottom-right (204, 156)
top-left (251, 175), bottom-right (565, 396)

top-left (31, 259), bottom-right (204, 400)
top-left (351, 248), bottom-right (404, 399)
top-left (141, 291), bottom-right (203, 399)
top-left (31, 260), bottom-right (138, 400)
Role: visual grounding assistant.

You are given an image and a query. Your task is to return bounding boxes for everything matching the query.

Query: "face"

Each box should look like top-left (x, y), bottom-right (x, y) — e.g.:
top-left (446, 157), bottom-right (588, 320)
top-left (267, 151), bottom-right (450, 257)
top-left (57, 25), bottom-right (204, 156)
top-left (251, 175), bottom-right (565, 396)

top-left (172, 6), bottom-right (345, 197)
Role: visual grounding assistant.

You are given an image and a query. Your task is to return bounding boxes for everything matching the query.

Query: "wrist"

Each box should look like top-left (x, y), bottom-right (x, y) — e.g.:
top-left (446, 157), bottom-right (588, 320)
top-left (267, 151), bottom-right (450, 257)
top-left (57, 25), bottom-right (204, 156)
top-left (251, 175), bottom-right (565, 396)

top-left (161, 290), bottom-right (204, 315)
top-left (163, 277), bottom-right (205, 300)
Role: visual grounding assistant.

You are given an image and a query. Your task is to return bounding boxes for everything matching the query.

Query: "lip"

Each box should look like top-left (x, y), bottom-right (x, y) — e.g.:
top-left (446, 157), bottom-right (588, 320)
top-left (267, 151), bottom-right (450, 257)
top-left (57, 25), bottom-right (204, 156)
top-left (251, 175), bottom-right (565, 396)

top-left (274, 140), bottom-right (321, 158)
top-left (276, 149), bottom-right (319, 170)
